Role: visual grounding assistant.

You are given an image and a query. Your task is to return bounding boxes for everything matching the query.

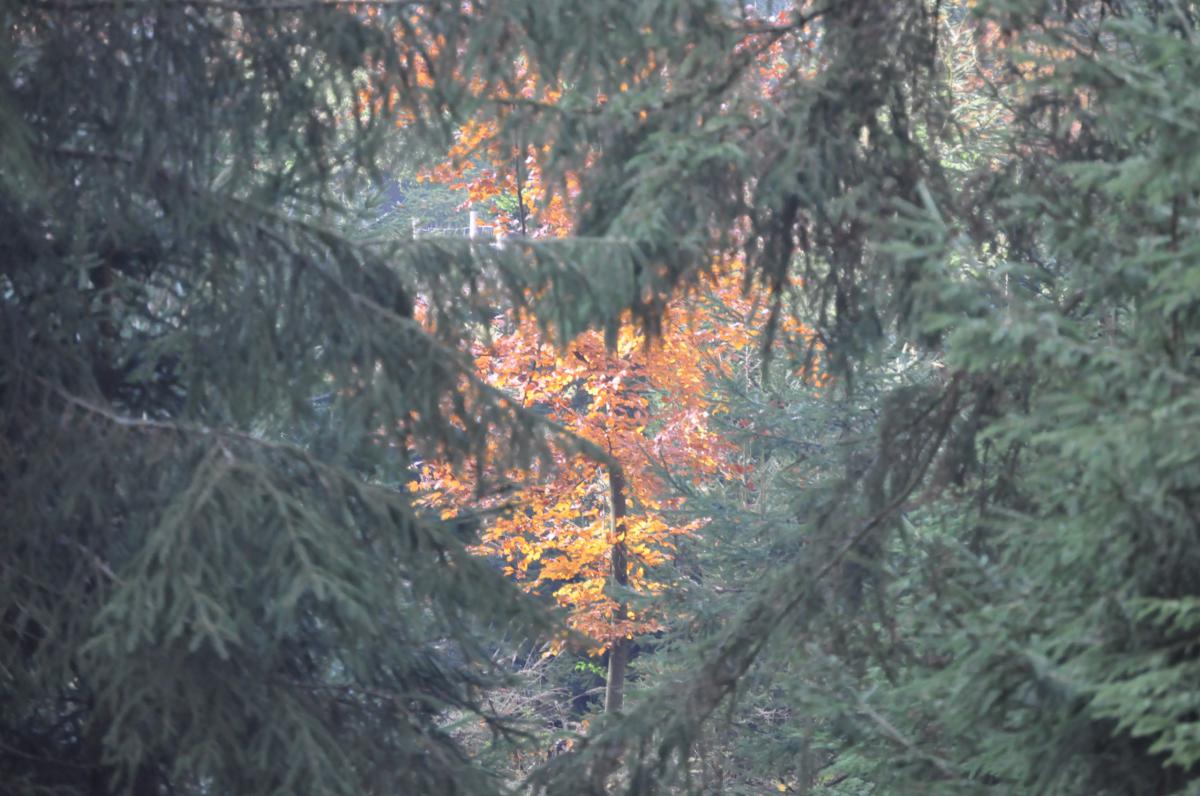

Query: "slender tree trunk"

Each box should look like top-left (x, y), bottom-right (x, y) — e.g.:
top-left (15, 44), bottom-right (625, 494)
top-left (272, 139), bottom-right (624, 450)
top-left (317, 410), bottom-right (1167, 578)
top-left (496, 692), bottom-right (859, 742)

top-left (592, 465), bottom-right (630, 793)
top-left (514, 143), bottom-right (528, 237)
top-left (604, 465), bottom-right (630, 714)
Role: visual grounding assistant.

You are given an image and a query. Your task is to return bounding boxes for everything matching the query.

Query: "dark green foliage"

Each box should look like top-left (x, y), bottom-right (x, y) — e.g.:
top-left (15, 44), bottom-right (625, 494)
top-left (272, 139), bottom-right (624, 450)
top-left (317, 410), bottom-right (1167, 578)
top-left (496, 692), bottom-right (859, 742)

top-left (428, 0), bottom-right (1200, 793)
top-left (0, 2), bottom-right (567, 793)
top-left (7, 0), bottom-right (1200, 794)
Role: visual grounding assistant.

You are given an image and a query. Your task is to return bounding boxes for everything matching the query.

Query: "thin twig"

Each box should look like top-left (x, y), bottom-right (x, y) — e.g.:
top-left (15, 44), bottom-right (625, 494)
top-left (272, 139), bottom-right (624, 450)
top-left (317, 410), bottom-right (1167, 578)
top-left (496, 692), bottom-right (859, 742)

top-left (854, 692), bottom-right (958, 778)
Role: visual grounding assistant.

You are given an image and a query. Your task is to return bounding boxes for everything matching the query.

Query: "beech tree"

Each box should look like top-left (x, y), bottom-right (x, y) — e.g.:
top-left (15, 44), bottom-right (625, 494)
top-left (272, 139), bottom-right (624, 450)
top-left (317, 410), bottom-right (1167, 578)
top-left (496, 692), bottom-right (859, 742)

top-left (415, 126), bottom-right (743, 718)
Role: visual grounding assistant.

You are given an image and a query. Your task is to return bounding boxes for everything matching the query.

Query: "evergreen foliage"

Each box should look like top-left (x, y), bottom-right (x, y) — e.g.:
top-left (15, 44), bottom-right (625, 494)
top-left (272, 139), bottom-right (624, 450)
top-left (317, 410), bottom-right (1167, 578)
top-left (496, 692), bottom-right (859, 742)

top-left (0, 3), bottom-right (569, 793)
top-left (439, 0), bottom-right (1200, 793)
top-left (6, 0), bottom-right (1200, 794)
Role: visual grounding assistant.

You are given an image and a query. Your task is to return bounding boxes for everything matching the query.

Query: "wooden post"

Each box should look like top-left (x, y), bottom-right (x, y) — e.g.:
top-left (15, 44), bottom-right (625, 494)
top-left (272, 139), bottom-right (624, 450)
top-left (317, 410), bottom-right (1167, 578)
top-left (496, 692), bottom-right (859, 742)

top-left (469, 210), bottom-right (478, 239)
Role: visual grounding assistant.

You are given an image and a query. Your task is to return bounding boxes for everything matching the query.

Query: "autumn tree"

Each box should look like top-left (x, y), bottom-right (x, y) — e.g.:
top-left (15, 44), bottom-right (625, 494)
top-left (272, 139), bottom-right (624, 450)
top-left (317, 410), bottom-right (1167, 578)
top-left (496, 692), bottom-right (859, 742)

top-left (414, 109), bottom-right (753, 716)
top-left (399, 15), bottom-right (819, 790)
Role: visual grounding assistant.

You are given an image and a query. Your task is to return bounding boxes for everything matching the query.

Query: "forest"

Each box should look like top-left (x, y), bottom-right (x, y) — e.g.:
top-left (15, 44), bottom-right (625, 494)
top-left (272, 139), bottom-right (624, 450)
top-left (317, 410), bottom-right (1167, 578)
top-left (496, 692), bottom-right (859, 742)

top-left (3, 0), bottom-right (1200, 794)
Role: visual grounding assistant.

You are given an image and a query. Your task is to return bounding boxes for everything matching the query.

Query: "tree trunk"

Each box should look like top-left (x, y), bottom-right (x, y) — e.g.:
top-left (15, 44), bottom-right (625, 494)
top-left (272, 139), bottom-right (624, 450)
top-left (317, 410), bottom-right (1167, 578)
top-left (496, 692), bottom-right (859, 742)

top-left (592, 465), bottom-right (630, 793)
top-left (604, 465), bottom-right (630, 714)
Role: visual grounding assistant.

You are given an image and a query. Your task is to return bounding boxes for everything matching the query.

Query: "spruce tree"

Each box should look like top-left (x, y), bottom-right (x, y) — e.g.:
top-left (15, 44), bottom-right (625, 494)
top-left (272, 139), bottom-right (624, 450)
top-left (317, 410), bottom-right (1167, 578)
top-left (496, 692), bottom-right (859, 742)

top-left (432, 0), bottom-right (1200, 792)
top-left (0, 3), bottom-right (581, 793)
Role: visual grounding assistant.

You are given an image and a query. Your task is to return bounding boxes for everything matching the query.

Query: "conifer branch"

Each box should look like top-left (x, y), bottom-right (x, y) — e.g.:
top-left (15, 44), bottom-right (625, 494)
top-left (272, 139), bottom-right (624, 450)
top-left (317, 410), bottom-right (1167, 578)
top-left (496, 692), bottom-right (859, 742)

top-left (536, 374), bottom-right (965, 793)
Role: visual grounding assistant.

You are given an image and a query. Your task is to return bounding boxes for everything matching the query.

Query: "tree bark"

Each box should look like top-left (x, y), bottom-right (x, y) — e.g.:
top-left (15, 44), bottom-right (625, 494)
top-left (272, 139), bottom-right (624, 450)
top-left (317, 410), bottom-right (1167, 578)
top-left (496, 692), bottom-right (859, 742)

top-left (592, 465), bottom-right (630, 793)
top-left (604, 465), bottom-right (630, 715)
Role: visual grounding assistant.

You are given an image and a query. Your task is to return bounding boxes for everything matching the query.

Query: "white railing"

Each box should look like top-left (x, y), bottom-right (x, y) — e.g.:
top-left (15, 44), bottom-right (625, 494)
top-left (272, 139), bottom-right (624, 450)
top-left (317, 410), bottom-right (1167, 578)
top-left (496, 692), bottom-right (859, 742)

top-left (411, 211), bottom-right (499, 241)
